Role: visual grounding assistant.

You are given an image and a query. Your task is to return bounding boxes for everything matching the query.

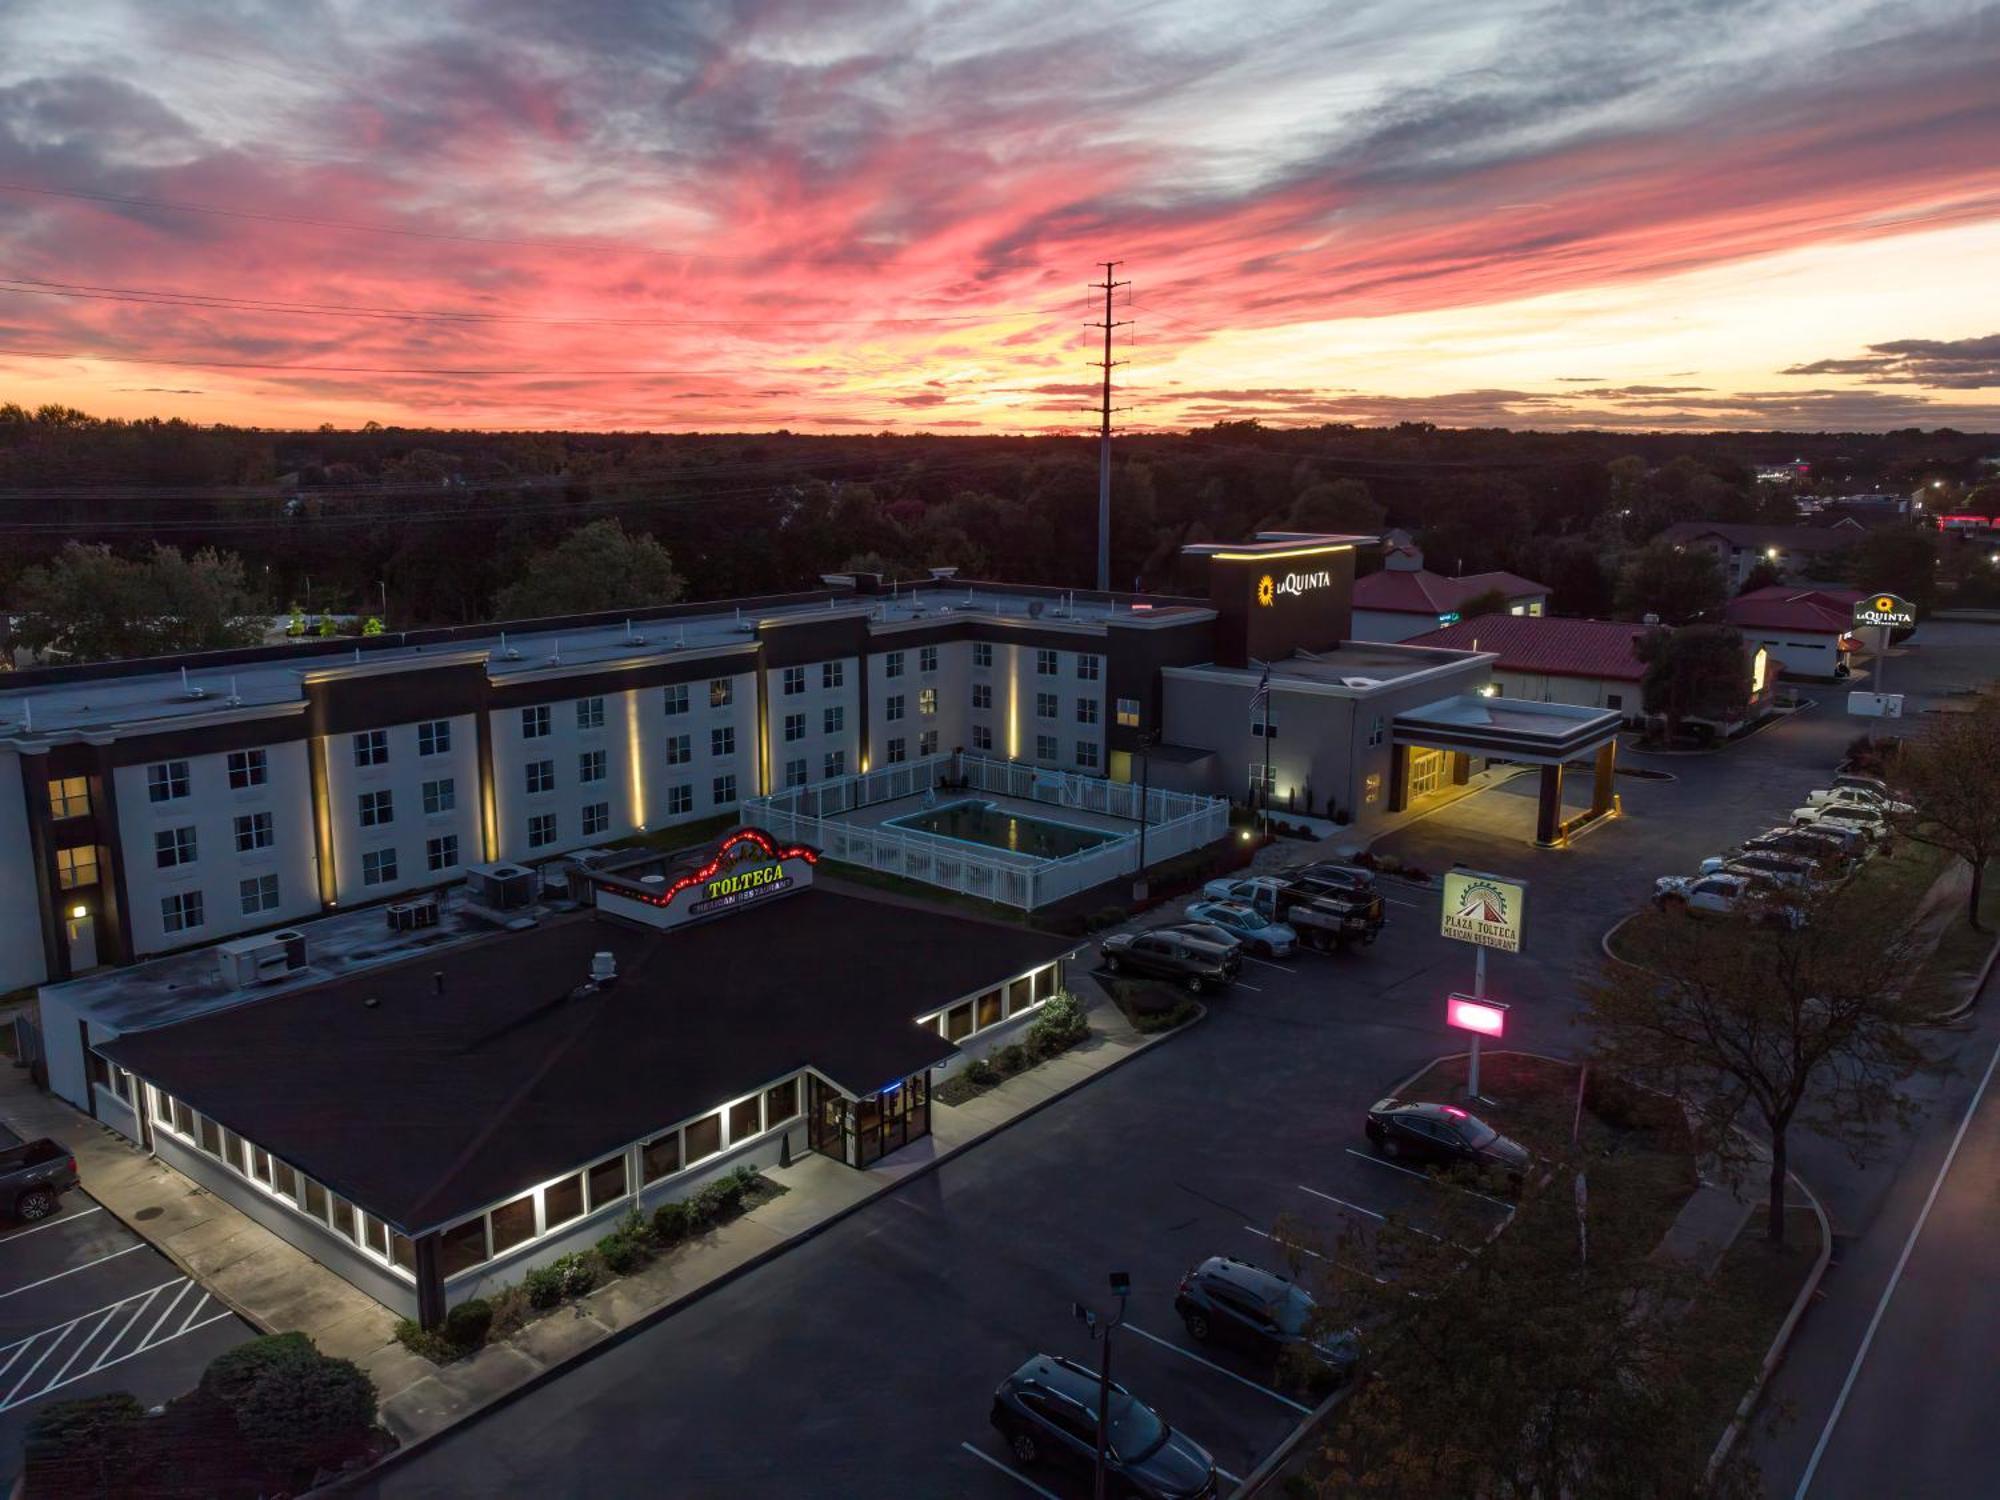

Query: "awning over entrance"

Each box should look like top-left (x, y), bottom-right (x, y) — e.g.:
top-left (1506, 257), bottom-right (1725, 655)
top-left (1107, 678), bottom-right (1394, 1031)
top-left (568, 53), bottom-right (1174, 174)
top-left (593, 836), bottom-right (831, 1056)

top-left (1390, 695), bottom-right (1624, 847)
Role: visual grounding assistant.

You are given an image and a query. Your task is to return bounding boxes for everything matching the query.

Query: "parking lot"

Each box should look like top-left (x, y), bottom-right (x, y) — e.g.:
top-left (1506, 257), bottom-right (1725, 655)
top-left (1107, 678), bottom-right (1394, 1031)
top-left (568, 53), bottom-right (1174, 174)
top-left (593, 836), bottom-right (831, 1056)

top-left (0, 1124), bottom-right (251, 1484)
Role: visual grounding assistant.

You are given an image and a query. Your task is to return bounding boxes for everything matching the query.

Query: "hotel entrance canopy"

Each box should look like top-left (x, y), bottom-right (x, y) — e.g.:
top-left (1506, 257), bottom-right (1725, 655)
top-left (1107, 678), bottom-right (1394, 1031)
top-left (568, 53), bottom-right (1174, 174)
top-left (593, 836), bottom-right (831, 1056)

top-left (1390, 695), bottom-right (1624, 847)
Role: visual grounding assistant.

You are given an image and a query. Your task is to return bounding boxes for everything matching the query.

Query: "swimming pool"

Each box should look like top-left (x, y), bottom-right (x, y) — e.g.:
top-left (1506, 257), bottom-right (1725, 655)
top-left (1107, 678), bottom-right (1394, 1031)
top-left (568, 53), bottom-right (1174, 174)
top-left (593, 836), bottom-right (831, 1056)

top-left (883, 798), bottom-right (1118, 859)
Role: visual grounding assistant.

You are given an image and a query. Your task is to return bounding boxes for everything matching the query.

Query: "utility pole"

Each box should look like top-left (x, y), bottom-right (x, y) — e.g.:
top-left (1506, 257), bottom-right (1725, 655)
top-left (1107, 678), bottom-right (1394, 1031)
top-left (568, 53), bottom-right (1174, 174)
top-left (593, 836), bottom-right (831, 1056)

top-left (1089, 262), bottom-right (1130, 594)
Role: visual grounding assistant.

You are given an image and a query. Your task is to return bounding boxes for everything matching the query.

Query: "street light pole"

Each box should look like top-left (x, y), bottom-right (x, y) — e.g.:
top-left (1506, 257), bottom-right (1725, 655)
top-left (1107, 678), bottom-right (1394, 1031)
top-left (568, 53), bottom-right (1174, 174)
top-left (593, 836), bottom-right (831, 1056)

top-left (1075, 1270), bottom-right (1131, 1500)
top-left (1132, 732), bottom-right (1156, 903)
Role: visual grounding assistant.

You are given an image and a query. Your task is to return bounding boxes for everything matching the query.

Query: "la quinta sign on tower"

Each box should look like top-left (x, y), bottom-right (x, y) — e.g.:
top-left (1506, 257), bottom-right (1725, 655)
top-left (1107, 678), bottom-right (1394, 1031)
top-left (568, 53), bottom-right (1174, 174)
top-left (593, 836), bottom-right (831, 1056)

top-left (1256, 570), bottom-right (1335, 607)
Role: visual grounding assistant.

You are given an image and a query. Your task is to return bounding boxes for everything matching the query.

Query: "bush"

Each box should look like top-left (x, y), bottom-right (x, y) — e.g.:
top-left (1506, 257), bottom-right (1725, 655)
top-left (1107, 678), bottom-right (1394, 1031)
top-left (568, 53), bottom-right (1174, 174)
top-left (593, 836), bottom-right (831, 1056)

top-left (443, 1297), bottom-right (494, 1350)
top-left (992, 1043), bottom-right (1029, 1075)
top-left (24, 1392), bottom-right (143, 1488)
top-left (199, 1332), bottom-right (374, 1473)
top-left (394, 1317), bottom-right (456, 1363)
top-left (1132, 998), bottom-right (1201, 1034)
top-left (524, 1251), bottom-right (597, 1309)
top-left (598, 1232), bottom-right (649, 1276)
top-left (1026, 992), bottom-right (1089, 1057)
top-left (1093, 904), bottom-right (1128, 930)
top-left (728, 1163), bottom-right (762, 1197)
top-left (200, 1330), bottom-right (315, 1405)
top-left (652, 1200), bottom-right (690, 1242)
top-left (965, 1057), bottom-right (1000, 1087)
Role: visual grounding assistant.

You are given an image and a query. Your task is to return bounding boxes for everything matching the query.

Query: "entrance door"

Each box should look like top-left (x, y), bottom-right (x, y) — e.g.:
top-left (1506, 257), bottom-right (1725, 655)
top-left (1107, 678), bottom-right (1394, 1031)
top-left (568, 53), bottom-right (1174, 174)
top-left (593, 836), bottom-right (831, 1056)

top-left (1406, 748), bottom-right (1448, 801)
top-left (63, 912), bottom-right (98, 973)
top-left (806, 1075), bottom-right (851, 1164)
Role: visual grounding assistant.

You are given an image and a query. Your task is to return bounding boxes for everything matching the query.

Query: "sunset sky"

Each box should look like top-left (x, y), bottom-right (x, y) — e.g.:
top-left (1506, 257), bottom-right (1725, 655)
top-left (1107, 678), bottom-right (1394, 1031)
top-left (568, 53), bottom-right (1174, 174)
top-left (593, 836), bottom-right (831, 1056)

top-left (1, 0), bottom-right (1997, 433)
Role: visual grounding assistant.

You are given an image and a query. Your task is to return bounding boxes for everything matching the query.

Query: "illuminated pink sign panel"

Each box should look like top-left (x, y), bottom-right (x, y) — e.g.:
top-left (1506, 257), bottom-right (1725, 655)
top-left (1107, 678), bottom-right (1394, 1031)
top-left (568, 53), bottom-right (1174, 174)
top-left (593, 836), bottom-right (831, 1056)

top-left (1446, 995), bottom-right (1508, 1037)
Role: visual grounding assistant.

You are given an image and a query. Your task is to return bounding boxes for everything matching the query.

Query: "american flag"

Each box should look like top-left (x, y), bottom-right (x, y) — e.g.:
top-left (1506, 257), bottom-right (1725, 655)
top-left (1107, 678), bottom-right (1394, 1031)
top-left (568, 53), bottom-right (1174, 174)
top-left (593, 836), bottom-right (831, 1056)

top-left (1248, 663), bottom-right (1271, 718)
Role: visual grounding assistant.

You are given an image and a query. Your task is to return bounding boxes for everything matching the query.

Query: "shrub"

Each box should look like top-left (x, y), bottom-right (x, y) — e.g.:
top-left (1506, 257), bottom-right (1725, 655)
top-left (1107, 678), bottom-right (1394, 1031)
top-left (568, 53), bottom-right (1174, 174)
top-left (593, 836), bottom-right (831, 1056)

top-left (200, 1332), bottom-right (374, 1473)
top-left (524, 1264), bottom-right (566, 1308)
top-left (443, 1297), bottom-right (493, 1350)
top-left (1094, 904), bottom-right (1128, 930)
top-left (200, 1330), bottom-right (317, 1405)
top-left (393, 1317), bottom-right (455, 1363)
top-left (652, 1200), bottom-right (690, 1243)
top-left (598, 1231), bottom-right (648, 1276)
top-left (965, 1057), bottom-right (1000, 1087)
top-left (1133, 998), bottom-right (1201, 1034)
top-left (728, 1163), bottom-right (763, 1197)
top-left (992, 1043), bottom-right (1029, 1075)
top-left (1026, 992), bottom-right (1089, 1057)
top-left (24, 1392), bottom-right (143, 1489)
top-left (523, 1253), bottom-right (597, 1309)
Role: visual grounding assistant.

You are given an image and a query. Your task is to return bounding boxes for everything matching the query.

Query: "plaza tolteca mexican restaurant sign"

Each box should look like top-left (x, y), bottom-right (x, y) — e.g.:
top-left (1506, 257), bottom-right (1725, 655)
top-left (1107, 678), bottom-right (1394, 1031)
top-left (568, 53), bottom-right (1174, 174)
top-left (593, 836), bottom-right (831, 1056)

top-left (1439, 868), bottom-right (1526, 954)
top-left (1852, 593), bottom-right (1916, 630)
top-left (592, 827), bottom-right (819, 931)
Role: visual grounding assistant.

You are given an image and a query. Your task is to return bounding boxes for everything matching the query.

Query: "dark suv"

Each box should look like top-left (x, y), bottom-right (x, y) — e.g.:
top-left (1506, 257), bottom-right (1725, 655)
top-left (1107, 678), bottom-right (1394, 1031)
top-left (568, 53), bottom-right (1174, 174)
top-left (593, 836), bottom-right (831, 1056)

top-left (1100, 929), bottom-right (1239, 993)
top-left (1288, 862), bottom-right (1376, 897)
top-left (1365, 1098), bottom-right (1530, 1185)
top-left (990, 1354), bottom-right (1217, 1498)
top-left (2, 1138), bottom-right (79, 1222)
top-left (1174, 1256), bottom-right (1357, 1376)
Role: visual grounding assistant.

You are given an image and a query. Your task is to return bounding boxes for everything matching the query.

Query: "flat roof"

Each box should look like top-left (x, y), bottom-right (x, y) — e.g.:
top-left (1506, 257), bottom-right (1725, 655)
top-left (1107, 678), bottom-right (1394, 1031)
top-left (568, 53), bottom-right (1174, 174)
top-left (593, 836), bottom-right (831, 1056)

top-left (1393, 693), bottom-right (1622, 762)
top-left (1166, 641), bottom-right (1491, 696)
top-left (101, 889), bottom-right (1074, 1232)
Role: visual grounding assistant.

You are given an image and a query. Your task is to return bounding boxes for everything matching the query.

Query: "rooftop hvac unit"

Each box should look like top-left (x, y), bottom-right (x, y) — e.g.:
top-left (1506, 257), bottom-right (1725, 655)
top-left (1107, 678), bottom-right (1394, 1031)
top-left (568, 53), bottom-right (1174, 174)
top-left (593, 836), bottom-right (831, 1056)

top-left (385, 895), bottom-right (441, 933)
top-left (464, 862), bottom-right (537, 912)
top-left (215, 931), bottom-right (308, 989)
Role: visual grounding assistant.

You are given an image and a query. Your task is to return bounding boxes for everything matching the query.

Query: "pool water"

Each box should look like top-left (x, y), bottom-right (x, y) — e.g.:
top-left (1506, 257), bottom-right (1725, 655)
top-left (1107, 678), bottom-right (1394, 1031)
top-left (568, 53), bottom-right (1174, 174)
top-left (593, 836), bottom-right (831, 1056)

top-left (884, 799), bottom-right (1116, 859)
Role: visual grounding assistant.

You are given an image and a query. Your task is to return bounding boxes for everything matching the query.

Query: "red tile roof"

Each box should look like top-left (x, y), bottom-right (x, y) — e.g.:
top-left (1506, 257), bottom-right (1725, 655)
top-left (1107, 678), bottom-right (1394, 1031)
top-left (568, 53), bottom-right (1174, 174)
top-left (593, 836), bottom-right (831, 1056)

top-left (1403, 614), bottom-right (1651, 681)
top-left (1725, 586), bottom-right (1863, 635)
top-left (1352, 567), bottom-right (1548, 616)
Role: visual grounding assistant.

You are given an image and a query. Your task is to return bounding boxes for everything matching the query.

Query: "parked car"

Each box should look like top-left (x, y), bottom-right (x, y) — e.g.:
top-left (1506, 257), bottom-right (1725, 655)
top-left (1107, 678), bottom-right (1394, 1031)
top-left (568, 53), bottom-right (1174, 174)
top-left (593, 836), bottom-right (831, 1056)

top-left (1829, 772), bottom-right (1890, 797)
top-left (1, 1138), bottom-right (79, 1222)
top-left (1741, 826), bottom-right (1855, 870)
top-left (1655, 871), bottom-right (1807, 926)
top-left (1153, 920), bottom-right (1244, 957)
top-left (1199, 874), bottom-right (1385, 951)
top-left (1806, 785), bottom-right (1912, 815)
top-left (1287, 863), bottom-right (1376, 898)
top-left (1698, 850), bottom-right (1821, 888)
top-left (1100, 929), bottom-right (1240, 993)
top-left (1183, 900), bottom-right (1297, 958)
top-left (1364, 1099), bottom-right (1531, 1184)
top-left (990, 1354), bottom-right (1218, 1498)
top-left (1791, 803), bottom-right (1892, 847)
top-left (1174, 1256), bottom-right (1358, 1377)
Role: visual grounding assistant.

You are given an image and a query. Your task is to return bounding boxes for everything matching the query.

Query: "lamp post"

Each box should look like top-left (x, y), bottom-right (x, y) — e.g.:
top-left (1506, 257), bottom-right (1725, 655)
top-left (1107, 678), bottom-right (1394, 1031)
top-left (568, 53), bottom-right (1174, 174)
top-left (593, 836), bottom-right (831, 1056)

top-left (1074, 1270), bottom-right (1131, 1500)
top-left (1132, 732), bottom-right (1157, 903)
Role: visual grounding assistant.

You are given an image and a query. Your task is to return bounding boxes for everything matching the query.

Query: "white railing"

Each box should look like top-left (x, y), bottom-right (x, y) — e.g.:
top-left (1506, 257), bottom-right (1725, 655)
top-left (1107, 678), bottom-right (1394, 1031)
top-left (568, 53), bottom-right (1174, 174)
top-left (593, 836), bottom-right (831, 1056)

top-left (743, 753), bottom-right (1230, 909)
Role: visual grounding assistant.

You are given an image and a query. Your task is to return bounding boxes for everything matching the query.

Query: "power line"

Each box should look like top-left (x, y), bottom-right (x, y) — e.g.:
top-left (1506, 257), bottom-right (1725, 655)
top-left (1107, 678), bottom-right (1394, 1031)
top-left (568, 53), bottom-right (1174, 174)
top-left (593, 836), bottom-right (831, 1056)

top-left (1089, 261), bottom-right (1131, 591)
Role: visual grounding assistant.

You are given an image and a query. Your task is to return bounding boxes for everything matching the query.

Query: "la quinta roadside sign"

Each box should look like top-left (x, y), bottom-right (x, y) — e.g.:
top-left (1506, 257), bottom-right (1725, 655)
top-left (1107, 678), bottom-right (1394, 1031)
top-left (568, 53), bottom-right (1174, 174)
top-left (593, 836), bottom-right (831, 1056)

top-left (1852, 593), bottom-right (1916, 630)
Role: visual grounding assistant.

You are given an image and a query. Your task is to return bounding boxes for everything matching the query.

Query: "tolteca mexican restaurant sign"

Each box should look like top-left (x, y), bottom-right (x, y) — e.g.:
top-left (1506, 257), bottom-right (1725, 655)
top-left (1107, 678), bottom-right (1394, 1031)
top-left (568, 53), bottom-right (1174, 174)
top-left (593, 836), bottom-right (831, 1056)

top-left (1439, 868), bottom-right (1526, 954)
top-left (593, 828), bottom-right (818, 931)
top-left (1852, 593), bottom-right (1916, 630)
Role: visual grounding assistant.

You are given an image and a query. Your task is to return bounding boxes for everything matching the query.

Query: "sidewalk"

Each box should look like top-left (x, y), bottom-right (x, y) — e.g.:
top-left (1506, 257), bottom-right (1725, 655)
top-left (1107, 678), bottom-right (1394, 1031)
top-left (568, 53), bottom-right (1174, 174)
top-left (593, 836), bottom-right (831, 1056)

top-left (0, 993), bottom-right (1168, 1450)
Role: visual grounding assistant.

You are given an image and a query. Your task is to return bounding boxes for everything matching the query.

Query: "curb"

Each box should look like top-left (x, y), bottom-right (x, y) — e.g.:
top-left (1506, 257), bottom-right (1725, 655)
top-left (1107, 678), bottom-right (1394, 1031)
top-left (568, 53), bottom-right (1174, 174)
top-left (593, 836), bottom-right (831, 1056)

top-left (1928, 927), bottom-right (1999, 1024)
top-left (1228, 1376), bottom-right (1354, 1499)
top-left (328, 1001), bottom-right (1206, 1491)
top-left (1601, 910), bottom-right (1644, 967)
top-left (1705, 1167), bottom-right (1834, 1481)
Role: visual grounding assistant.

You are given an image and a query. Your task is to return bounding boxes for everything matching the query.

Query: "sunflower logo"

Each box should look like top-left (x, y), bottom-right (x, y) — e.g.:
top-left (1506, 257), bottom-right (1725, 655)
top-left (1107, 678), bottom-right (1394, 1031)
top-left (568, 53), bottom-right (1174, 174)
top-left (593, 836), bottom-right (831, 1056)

top-left (1256, 574), bottom-right (1276, 607)
top-left (1875, 596), bottom-right (1893, 611)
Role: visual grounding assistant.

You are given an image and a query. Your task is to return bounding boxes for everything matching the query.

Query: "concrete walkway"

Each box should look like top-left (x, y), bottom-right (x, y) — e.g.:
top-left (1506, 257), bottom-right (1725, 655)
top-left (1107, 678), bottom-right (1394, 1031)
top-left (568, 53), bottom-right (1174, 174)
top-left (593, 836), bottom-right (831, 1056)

top-left (1653, 1169), bottom-right (1757, 1278)
top-left (0, 992), bottom-right (1165, 1449)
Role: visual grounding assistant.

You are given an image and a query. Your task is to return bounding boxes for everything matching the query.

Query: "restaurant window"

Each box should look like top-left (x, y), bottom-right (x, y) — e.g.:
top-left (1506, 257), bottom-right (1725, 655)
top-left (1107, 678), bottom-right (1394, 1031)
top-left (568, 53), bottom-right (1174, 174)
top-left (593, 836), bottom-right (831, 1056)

top-left (302, 1177), bottom-right (329, 1222)
top-left (766, 1079), bottom-right (800, 1126)
top-left (729, 1097), bottom-right (761, 1143)
top-left (1008, 976), bottom-right (1034, 1015)
top-left (48, 776), bottom-right (91, 820)
top-left (710, 678), bottom-right (734, 709)
top-left (390, 1233), bottom-right (415, 1273)
top-left (221, 1129), bottom-right (247, 1174)
top-left (1034, 965), bottom-right (1058, 1001)
top-left (198, 1115), bottom-right (221, 1155)
top-left (588, 1155), bottom-right (628, 1209)
top-left (331, 1195), bottom-right (359, 1243)
top-left (490, 1194), bottom-right (537, 1255)
top-left (440, 1216), bottom-right (489, 1277)
top-left (273, 1161), bottom-right (299, 1203)
top-left (251, 1147), bottom-right (273, 1185)
top-left (171, 1098), bottom-right (195, 1137)
top-left (362, 1214), bottom-right (391, 1258)
top-left (87, 1052), bottom-right (111, 1091)
top-left (56, 846), bottom-right (97, 890)
top-left (946, 1002), bottom-right (974, 1041)
top-left (227, 749), bottom-right (268, 789)
top-left (976, 990), bottom-right (1003, 1029)
top-left (642, 1133), bottom-right (681, 1183)
top-left (684, 1112), bottom-right (722, 1164)
top-left (544, 1173), bottom-right (585, 1230)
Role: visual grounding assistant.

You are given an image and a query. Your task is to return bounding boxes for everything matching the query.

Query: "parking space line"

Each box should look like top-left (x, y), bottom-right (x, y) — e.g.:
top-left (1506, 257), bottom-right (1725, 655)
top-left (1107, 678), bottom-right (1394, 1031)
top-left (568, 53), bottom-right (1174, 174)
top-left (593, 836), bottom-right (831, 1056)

top-left (1344, 1147), bottom-right (1429, 1182)
top-left (957, 1441), bottom-right (1061, 1498)
top-left (0, 1206), bottom-right (103, 1244)
top-left (1240, 955), bottom-right (1290, 971)
top-left (1297, 1185), bottom-right (1444, 1241)
top-left (87, 1282), bottom-right (167, 1376)
top-left (1343, 1149), bottom-right (1514, 1211)
top-left (44, 1304), bottom-right (120, 1393)
top-left (1244, 1226), bottom-right (1389, 1286)
top-left (3, 1316), bottom-right (82, 1408)
top-left (4, 1309), bottom-right (236, 1415)
top-left (1122, 1323), bottom-right (1312, 1415)
top-left (1233, 982), bottom-right (1264, 993)
top-left (0, 1242), bottom-right (147, 1300)
top-left (1217, 1464), bottom-right (1244, 1484)
top-left (175, 1290), bottom-right (212, 1335)
top-left (138, 1280), bottom-right (197, 1352)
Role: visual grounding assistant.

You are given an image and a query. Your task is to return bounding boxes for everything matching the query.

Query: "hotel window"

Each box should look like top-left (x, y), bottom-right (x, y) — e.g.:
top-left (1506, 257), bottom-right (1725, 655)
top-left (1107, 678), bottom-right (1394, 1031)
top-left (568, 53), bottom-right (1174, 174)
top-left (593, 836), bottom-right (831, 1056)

top-left (576, 696), bottom-right (605, 731)
top-left (1077, 653), bottom-right (1101, 681)
top-left (147, 760), bottom-right (191, 802)
top-left (521, 705), bottom-right (551, 739)
top-left (1076, 698), bottom-right (1099, 726)
top-left (917, 689), bottom-right (936, 717)
top-left (490, 1194), bottom-right (536, 1255)
top-left (766, 1079), bottom-right (800, 1125)
top-left (579, 748), bottom-right (607, 784)
top-left (303, 1177), bottom-right (329, 1221)
top-left (331, 1195), bottom-right (358, 1243)
top-left (919, 645), bottom-right (938, 673)
top-left (822, 661), bottom-right (844, 689)
top-left (972, 725), bottom-right (993, 751)
top-left (1036, 649), bottom-right (1059, 676)
top-left (362, 848), bottom-right (399, 885)
top-left (729, 1096), bottom-right (761, 1143)
top-left (240, 874), bottom-right (280, 915)
top-left (709, 678), bottom-right (734, 709)
top-left (782, 666), bottom-right (806, 696)
top-left (977, 990), bottom-right (1003, 1029)
top-left (587, 1155), bottom-right (628, 1209)
top-left (973, 642), bottom-right (993, 669)
top-left (823, 750), bottom-right (845, 779)
top-left (227, 749), bottom-right (268, 789)
top-left (712, 726), bottom-right (736, 757)
top-left (440, 1216), bottom-right (489, 1277)
top-left (544, 1173), bottom-right (585, 1230)
top-left (945, 1002), bottom-right (974, 1041)
top-left (1251, 719), bottom-right (1276, 739)
top-left (48, 777), bottom-right (91, 819)
top-left (666, 733), bottom-right (691, 765)
top-left (427, 834), bottom-right (460, 872)
top-left (528, 813), bottom-right (558, 848)
top-left (668, 784), bottom-right (693, 815)
top-left (526, 759), bottom-right (556, 794)
top-left (684, 1112), bottom-right (722, 1163)
top-left (155, 825), bottom-right (198, 868)
top-left (1036, 734), bottom-right (1058, 762)
top-left (971, 683), bottom-right (991, 711)
top-left (885, 694), bottom-right (905, 722)
top-left (1076, 741), bottom-right (1099, 770)
top-left (1116, 698), bottom-right (1141, 728)
top-left (56, 846), bottom-right (97, 890)
top-left (1036, 693), bottom-right (1058, 720)
top-left (713, 774), bottom-right (738, 806)
top-left (885, 738), bottom-right (906, 765)
top-left (358, 789), bottom-right (394, 827)
top-left (919, 729), bottom-right (939, 757)
top-left (784, 712), bottom-right (806, 743)
top-left (417, 719), bottom-right (452, 756)
top-left (642, 1132), bottom-right (682, 1183)
top-left (352, 731), bottom-right (388, 768)
top-left (582, 802), bottom-right (610, 837)
top-left (784, 757), bottom-right (808, 789)
top-left (885, 651), bottom-right (905, 679)
top-left (423, 777), bottom-right (456, 815)
top-left (823, 706), bottom-right (844, 735)
top-left (663, 684), bottom-right (689, 716)
top-left (1248, 764), bottom-right (1277, 797)
top-left (198, 1115), bottom-right (222, 1155)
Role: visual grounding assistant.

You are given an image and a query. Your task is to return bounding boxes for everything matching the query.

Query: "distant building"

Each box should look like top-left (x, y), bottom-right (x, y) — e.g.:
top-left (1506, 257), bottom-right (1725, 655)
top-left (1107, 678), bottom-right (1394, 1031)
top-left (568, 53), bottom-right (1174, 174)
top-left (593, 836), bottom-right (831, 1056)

top-left (1725, 585), bottom-right (1863, 679)
top-left (1657, 521), bottom-right (1859, 590)
top-left (1350, 545), bottom-right (1548, 643)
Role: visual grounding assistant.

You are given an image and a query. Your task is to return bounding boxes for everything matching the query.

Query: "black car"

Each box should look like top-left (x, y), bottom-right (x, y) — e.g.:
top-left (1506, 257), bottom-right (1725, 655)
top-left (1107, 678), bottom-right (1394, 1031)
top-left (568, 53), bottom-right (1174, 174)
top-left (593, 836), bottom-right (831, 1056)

top-left (1152, 920), bottom-right (1245, 957)
top-left (1288, 862), bottom-right (1376, 897)
top-left (1, 1138), bottom-right (79, 1222)
top-left (990, 1354), bottom-right (1217, 1499)
top-left (1100, 929), bottom-right (1239, 993)
top-left (1364, 1098), bottom-right (1530, 1184)
top-left (1174, 1256), bottom-right (1358, 1376)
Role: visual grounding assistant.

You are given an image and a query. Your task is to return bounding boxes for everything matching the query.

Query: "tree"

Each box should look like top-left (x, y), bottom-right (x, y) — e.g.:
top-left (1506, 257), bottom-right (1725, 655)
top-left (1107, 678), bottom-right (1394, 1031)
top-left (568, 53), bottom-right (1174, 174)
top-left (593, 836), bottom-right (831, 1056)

top-left (1585, 884), bottom-right (1936, 1246)
top-left (1841, 525), bottom-right (1939, 612)
top-left (1889, 689), bottom-right (2000, 929)
top-left (491, 519), bottom-right (685, 619)
top-left (1736, 559), bottom-right (1784, 595)
top-left (1283, 478), bottom-right (1385, 535)
top-left (1453, 587), bottom-right (1510, 621)
top-left (1613, 539), bottom-right (1727, 623)
top-left (11, 542), bottom-right (266, 663)
top-left (1637, 624), bottom-right (1750, 741)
